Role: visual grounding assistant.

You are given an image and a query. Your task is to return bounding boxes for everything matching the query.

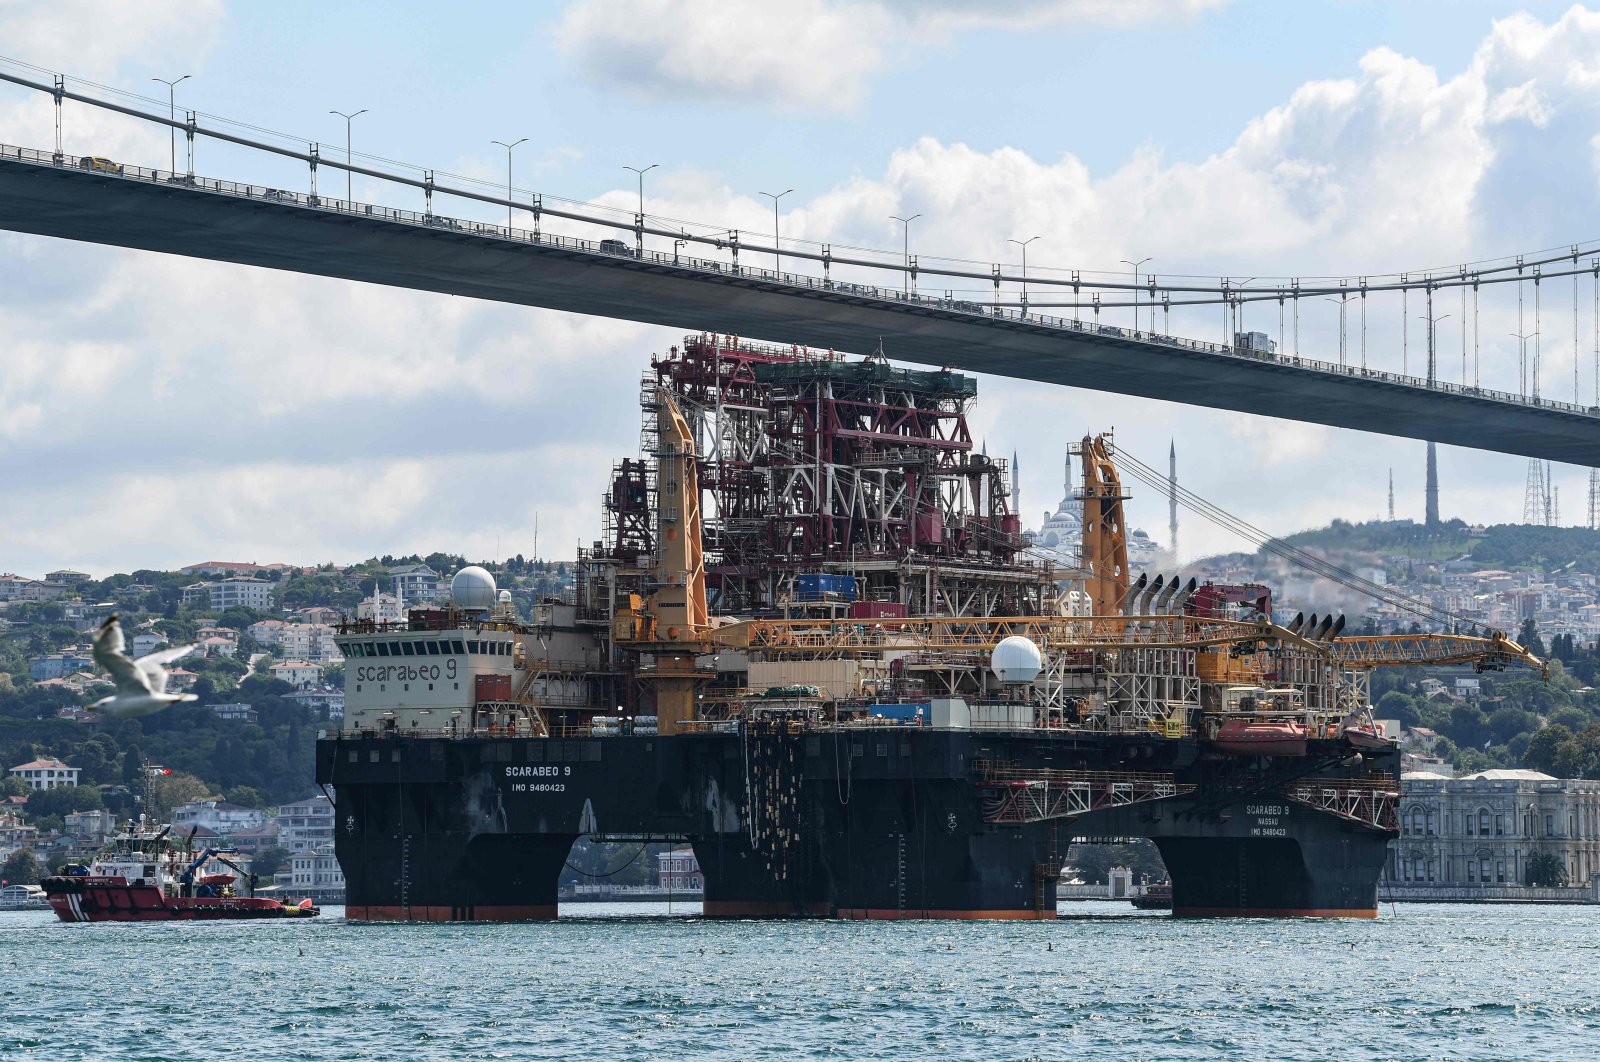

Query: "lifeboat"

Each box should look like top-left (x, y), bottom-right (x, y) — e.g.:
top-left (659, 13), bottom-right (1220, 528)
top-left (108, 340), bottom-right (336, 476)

top-left (197, 873), bottom-right (236, 887)
top-left (1212, 718), bottom-right (1307, 757)
top-left (1342, 725), bottom-right (1395, 751)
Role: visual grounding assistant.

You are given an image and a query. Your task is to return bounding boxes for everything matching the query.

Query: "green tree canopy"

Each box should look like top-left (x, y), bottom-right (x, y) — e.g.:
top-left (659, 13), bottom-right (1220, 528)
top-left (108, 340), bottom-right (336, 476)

top-left (24, 784), bottom-right (104, 819)
top-left (1, 848), bottom-right (42, 886)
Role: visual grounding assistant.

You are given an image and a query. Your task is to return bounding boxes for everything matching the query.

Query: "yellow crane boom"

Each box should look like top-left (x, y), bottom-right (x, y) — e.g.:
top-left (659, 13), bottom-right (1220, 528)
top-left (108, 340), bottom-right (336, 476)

top-left (1320, 631), bottom-right (1545, 674)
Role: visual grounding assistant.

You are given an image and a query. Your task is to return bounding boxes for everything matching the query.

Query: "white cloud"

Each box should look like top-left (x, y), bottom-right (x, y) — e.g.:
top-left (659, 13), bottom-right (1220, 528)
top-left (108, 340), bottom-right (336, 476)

top-left (555, 0), bottom-right (1226, 111)
top-left (0, 0), bottom-right (224, 76)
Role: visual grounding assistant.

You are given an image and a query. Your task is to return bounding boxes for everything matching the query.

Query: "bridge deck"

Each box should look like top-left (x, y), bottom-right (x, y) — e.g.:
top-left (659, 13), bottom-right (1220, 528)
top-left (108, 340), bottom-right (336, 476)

top-left (1, 147), bottom-right (1596, 464)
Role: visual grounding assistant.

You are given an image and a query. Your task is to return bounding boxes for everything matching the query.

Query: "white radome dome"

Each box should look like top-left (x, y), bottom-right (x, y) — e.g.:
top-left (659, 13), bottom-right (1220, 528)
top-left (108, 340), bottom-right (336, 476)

top-left (991, 636), bottom-right (1043, 685)
top-left (497, 589), bottom-right (512, 603)
top-left (451, 566), bottom-right (498, 611)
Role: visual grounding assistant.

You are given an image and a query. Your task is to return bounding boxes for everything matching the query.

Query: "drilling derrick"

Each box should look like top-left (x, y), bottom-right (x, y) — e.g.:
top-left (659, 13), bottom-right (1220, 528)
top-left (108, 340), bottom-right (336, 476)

top-left (648, 334), bottom-right (1052, 617)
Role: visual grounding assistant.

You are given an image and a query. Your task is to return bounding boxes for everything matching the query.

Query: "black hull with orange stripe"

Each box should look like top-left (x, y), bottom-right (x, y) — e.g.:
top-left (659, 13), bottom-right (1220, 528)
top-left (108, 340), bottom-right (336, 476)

top-left (316, 727), bottom-right (1399, 922)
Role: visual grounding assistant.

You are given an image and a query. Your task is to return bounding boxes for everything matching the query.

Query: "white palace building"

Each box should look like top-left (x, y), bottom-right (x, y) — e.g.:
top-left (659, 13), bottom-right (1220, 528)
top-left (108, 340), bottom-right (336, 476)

top-left (1386, 769), bottom-right (1600, 899)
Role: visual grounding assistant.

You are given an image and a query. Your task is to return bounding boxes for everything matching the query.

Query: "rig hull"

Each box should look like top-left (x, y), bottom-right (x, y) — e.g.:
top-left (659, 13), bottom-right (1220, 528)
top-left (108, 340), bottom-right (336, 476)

top-left (316, 727), bottom-right (1397, 921)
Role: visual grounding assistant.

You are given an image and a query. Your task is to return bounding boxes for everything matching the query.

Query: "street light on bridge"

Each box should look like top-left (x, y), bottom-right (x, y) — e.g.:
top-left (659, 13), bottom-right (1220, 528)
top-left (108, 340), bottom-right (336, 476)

top-left (625, 163), bottom-right (658, 254)
top-left (1510, 330), bottom-right (1539, 398)
top-left (150, 74), bottom-right (190, 174)
top-left (891, 214), bottom-right (921, 294)
top-left (760, 188), bottom-right (793, 271)
top-left (491, 139), bottom-right (528, 229)
top-left (329, 108), bottom-right (368, 203)
top-left (1121, 256), bottom-right (1152, 332)
top-left (1008, 236), bottom-right (1041, 313)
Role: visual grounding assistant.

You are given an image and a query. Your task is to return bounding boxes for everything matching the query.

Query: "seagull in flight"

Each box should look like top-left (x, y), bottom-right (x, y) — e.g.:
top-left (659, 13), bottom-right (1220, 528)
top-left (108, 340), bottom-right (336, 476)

top-left (88, 615), bottom-right (198, 718)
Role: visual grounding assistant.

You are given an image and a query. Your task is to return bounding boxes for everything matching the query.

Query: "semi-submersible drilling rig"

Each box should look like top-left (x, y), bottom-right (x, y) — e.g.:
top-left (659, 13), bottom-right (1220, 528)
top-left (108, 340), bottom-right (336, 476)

top-left (318, 334), bottom-right (1541, 920)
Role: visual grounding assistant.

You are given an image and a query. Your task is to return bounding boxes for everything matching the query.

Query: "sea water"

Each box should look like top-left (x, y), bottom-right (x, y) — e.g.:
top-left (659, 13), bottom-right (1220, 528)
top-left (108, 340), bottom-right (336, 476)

top-left (1, 902), bottom-right (1596, 1060)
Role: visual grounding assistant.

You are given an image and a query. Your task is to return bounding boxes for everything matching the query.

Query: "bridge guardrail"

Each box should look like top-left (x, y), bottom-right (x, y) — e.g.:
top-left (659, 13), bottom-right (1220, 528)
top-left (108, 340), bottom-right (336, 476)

top-left (4, 141), bottom-right (1594, 421)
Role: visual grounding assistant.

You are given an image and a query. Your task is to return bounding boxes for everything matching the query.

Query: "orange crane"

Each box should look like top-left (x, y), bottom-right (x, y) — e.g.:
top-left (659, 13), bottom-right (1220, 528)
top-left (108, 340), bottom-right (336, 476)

top-left (610, 385), bottom-right (716, 734)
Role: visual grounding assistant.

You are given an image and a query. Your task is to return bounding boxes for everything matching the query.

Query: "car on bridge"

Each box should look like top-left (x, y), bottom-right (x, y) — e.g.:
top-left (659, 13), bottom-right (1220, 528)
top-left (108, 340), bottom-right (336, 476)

top-left (599, 238), bottom-right (635, 256)
top-left (78, 156), bottom-right (122, 175)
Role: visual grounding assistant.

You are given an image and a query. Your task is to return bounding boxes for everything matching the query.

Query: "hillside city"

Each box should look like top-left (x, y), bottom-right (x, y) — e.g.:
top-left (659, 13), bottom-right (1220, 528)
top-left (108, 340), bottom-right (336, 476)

top-left (6, 513), bottom-right (1600, 899)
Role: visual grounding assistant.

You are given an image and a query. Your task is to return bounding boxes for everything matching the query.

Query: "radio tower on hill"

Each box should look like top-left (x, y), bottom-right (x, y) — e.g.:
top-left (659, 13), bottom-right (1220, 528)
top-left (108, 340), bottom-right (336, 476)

top-left (1387, 469), bottom-right (1394, 522)
top-left (1524, 460), bottom-right (1542, 524)
top-left (1589, 469), bottom-right (1599, 530)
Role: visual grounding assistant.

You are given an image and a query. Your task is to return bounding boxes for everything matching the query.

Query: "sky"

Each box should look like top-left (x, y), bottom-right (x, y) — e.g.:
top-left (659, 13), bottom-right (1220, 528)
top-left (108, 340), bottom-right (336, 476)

top-left (3, 0), bottom-right (1600, 576)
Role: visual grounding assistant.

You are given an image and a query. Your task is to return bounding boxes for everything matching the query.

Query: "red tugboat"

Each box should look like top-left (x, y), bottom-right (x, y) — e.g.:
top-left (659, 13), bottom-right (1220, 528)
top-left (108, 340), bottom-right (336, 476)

top-left (43, 760), bottom-right (320, 924)
top-left (42, 825), bottom-right (319, 923)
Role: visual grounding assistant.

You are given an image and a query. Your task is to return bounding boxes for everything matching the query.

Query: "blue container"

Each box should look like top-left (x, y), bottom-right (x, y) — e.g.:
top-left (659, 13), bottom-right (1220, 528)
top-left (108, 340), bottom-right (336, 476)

top-left (867, 703), bottom-right (926, 722)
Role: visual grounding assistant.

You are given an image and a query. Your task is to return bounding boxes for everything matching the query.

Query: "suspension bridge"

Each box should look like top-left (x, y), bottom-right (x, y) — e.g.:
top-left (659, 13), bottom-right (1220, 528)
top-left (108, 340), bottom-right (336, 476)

top-left (3, 62), bottom-right (1600, 467)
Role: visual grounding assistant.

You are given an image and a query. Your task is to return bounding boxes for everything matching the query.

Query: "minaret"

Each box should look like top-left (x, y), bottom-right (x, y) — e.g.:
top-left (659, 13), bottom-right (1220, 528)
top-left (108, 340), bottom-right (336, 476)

top-left (1387, 469), bottom-right (1395, 522)
top-left (1168, 439), bottom-right (1178, 558)
top-left (1011, 450), bottom-right (1020, 517)
top-left (1424, 442), bottom-right (1439, 527)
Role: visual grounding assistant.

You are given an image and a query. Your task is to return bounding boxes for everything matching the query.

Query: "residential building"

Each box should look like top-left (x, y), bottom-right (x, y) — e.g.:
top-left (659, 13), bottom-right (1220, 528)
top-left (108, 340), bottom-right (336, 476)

top-left (0, 574), bottom-right (63, 603)
top-left (183, 577), bottom-right (276, 611)
top-left (275, 795), bottom-right (335, 853)
top-left (250, 620), bottom-right (341, 664)
top-left (207, 702), bottom-right (258, 723)
top-left (271, 661), bottom-right (323, 689)
top-left (212, 575), bottom-right (275, 610)
top-left (63, 809), bottom-right (116, 841)
top-left (0, 811), bottom-right (38, 847)
top-left (1389, 770), bottom-right (1600, 890)
top-left (389, 563), bottom-right (440, 604)
top-left (8, 759), bottom-right (81, 791)
top-left (172, 800), bottom-right (271, 837)
top-left (656, 847), bottom-right (704, 891)
top-left (247, 619), bottom-right (287, 645)
top-left (180, 561), bottom-right (290, 578)
top-left (44, 569), bottom-right (90, 584)
top-left (129, 632), bottom-right (168, 658)
top-left (289, 843), bottom-right (345, 895)
top-left (228, 822), bottom-right (278, 857)
top-left (291, 686), bottom-right (344, 719)
top-left (28, 652), bottom-right (93, 681)
top-left (199, 636), bottom-right (239, 658)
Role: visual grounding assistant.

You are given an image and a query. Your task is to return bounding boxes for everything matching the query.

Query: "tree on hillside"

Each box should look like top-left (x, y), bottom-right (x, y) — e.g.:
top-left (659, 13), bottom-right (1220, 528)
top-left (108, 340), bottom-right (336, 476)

top-left (224, 786), bottom-right (266, 809)
top-left (1523, 725), bottom-right (1573, 775)
top-left (252, 846), bottom-right (292, 879)
top-left (25, 784), bottom-right (104, 819)
top-left (148, 771), bottom-right (214, 818)
top-left (214, 606), bottom-right (267, 631)
top-left (1518, 618), bottom-right (1547, 660)
top-left (1, 848), bottom-right (42, 886)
